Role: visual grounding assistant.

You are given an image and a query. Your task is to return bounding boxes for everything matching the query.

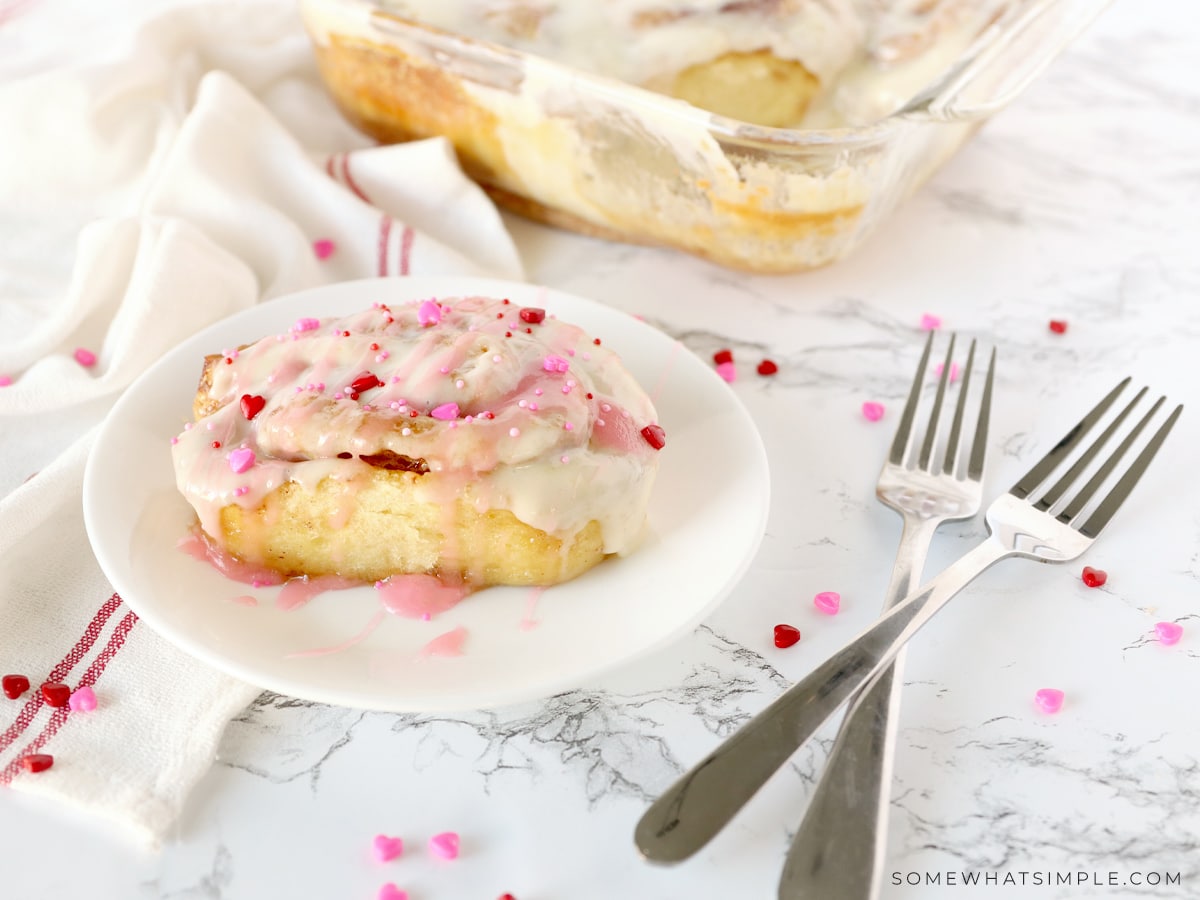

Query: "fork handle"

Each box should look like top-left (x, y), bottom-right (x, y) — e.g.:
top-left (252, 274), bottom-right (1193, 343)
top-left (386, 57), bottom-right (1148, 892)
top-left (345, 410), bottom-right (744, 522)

top-left (634, 537), bottom-right (1012, 864)
top-left (777, 516), bottom-right (938, 900)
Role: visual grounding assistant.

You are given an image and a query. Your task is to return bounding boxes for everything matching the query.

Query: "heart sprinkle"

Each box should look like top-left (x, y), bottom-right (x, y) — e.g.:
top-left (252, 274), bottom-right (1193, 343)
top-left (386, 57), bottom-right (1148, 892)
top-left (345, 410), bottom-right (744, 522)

top-left (518, 307), bottom-right (545, 324)
top-left (919, 313), bottom-right (942, 331)
top-left (713, 349), bottom-right (734, 366)
top-left (41, 682), bottom-right (70, 708)
top-left (1049, 320), bottom-right (1068, 334)
top-left (417, 299), bottom-right (442, 327)
top-left (377, 884), bottom-right (408, 900)
top-left (74, 347), bottom-right (97, 367)
top-left (429, 831), bottom-right (460, 860)
top-left (372, 834), bottom-right (404, 862)
top-left (312, 238), bottom-right (336, 260)
top-left (640, 424), bottom-right (667, 451)
top-left (542, 355), bottom-right (570, 374)
top-left (21, 754), bottom-right (53, 773)
top-left (1081, 566), bottom-right (1107, 588)
top-left (1155, 622), bottom-right (1183, 646)
top-left (291, 317), bottom-right (320, 333)
top-left (862, 401), bottom-right (885, 422)
top-left (228, 448), bottom-right (256, 474)
top-left (813, 591), bottom-right (841, 615)
top-left (715, 361), bottom-right (736, 383)
top-left (933, 361), bottom-right (960, 383)
top-left (68, 686), bottom-right (97, 712)
top-left (498, 895), bottom-right (518, 900)
top-left (240, 394), bottom-right (266, 420)
top-left (2, 674), bottom-right (30, 699)
top-left (773, 624), bottom-right (801, 648)
top-left (1034, 688), bottom-right (1065, 714)
top-left (756, 359), bottom-right (778, 376)
top-left (0, 375), bottom-right (12, 387)
top-left (351, 372), bottom-right (384, 394)
top-left (431, 402), bottom-right (460, 421)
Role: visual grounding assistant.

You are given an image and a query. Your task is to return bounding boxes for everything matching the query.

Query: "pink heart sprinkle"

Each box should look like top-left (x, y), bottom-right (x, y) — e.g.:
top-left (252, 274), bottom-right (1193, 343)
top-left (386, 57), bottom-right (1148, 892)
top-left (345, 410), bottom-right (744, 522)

top-left (372, 834), bottom-right (404, 862)
top-left (68, 686), bottom-right (97, 712)
top-left (428, 831), bottom-right (460, 860)
top-left (377, 884), bottom-right (408, 900)
top-left (813, 591), bottom-right (841, 615)
top-left (312, 238), bottom-right (336, 260)
top-left (0, 375), bottom-right (11, 387)
top-left (431, 402), bottom-right (459, 420)
top-left (291, 317), bottom-right (320, 333)
top-left (418, 299), bottom-right (442, 326)
top-left (1034, 688), bottom-right (1065, 714)
top-left (715, 361), bottom-right (736, 383)
top-left (920, 313), bottom-right (942, 331)
top-left (542, 355), bottom-right (570, 374)
top-left (1155, 622), bottom-right (1183, 646)
top-left (862, 401), bottom-right (885, 421)
top-left (74, 347), bottom-right (97, 367)
top-left (228, 448), bottom-right (256, 474)
top-left (933, 361), bottom-right (960, 383)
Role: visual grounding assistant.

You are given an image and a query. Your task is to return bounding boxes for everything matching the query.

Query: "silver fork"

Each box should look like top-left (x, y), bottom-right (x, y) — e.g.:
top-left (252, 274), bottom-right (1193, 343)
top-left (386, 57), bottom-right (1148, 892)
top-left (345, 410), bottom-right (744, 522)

top-left (635, 378), bottom-right (1181, 865)
top-left (779, 333), bottom-right (994, 900)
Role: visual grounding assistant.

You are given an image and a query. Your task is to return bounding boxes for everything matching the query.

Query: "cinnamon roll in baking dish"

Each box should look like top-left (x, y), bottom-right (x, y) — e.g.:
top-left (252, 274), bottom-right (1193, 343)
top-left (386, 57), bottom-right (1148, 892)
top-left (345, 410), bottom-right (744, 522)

top-left (171, 297), bottom-right (665, 585)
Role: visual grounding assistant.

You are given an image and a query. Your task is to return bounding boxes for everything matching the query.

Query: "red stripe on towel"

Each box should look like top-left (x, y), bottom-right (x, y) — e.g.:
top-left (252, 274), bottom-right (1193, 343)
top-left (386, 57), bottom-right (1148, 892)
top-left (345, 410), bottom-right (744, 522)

top-left (0, 595), bottom-right (122, 755)
top-left (340, 153), bottom-right (371, 203)
top-left (378, 215), bottom-right (393, 277)
top-left (399, 226), bottom-right (414, 276)
top-left (324, 155), bottom-right (335, 178)
top-left (0, 610), bottom-right (138, 785)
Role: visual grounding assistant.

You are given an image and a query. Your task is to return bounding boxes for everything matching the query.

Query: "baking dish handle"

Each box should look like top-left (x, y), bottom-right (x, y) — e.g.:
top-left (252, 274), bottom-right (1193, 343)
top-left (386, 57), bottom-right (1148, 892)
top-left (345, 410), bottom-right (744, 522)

top-left (897, 0), bottom-right (1114, 123)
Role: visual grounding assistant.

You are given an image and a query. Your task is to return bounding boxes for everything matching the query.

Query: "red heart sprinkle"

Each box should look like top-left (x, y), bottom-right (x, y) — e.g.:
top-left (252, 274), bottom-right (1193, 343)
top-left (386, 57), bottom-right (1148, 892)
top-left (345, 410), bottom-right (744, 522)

top-left (499, 895), bottom-right (518, 900)
top-left (1081, 566), bottom-right (1107, 588)
top-left (1049, 320), bottom-right (1068, 334)
top-left (774, 624), bottom-right (801, 648)
top-left (518, 307), bottom-right (545, 324)
top-left (351, 372), bottom-right (383, 394)
top-left (2, 674), bottom-right (30, 699)
top-left (240, 394), bottom-right (266, 420)
top-left (41, 682), bottom-right (71, 707)
top-left (757, 359), bottom-right (779, 376)
top-left (21, 754), bottom-right (53, 773)
top-left (713, 349), bottom-right (734, 366)
top-left (640, 424), bottom-right (667, 450)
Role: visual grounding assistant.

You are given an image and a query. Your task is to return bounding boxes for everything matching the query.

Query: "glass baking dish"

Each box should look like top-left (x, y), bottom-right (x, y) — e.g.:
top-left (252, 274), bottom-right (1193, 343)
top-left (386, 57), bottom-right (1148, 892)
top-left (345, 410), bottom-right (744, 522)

top-left (300, 0), bottom-right (1111, 273)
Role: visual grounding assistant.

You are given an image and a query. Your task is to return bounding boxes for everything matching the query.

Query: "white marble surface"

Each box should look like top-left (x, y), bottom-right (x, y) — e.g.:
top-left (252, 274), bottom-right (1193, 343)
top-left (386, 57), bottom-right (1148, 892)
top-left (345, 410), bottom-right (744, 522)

top-left (4, 1), bottom-right (1200, 897)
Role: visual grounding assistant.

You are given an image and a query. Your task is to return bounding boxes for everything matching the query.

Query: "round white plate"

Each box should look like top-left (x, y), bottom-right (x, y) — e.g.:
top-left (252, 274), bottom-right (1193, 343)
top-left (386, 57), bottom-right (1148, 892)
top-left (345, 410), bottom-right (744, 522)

top-left (84, 277), bottom-right (770, 711)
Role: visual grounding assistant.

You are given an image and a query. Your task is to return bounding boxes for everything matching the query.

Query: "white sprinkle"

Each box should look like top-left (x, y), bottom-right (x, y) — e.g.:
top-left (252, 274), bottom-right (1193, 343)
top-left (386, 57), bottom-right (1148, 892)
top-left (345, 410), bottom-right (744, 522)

top-left (456, 379), bottom-right (465, 389)
top-left (402, 427), bottom-right (412, 436)
top-left (184, 423), bottom-right (194, 431)
top-left (493, 355), bottom-right (502, 363)
top-left (583, 352), bottom-right (591, 361)
top-left (509, 427), bottom-right (520, 438)
top-left (518, 400), bottom-right (527, 408)
top-left (597, 419), bottom-right (606, 427)
top-left (601, 403), bottom-right (611, 412)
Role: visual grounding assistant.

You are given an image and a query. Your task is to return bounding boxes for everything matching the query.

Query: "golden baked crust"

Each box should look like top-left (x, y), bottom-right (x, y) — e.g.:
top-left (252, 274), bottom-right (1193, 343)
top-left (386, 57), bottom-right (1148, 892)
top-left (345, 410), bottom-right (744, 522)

top-left (216, 471), bottom-right (606, 584)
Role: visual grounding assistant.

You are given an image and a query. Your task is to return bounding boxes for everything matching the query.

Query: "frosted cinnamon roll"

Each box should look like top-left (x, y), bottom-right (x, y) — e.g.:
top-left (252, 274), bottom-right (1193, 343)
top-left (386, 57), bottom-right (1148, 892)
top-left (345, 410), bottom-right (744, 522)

top-left (171, 297), bottom-right (666, 585)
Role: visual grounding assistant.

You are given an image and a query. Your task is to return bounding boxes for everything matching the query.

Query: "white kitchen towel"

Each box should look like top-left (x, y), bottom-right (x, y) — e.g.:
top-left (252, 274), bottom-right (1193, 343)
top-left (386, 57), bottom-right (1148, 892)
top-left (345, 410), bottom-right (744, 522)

top-left (0, 0), bottom-right (523, 845)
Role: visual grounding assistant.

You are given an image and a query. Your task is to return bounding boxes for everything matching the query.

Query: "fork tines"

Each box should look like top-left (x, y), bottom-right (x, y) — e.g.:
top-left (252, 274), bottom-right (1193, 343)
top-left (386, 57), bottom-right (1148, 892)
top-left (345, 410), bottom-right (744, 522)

top-left (1010, 379), bottom-right (1182, 537)
top-left (890, 331), bottom-right (996, 480)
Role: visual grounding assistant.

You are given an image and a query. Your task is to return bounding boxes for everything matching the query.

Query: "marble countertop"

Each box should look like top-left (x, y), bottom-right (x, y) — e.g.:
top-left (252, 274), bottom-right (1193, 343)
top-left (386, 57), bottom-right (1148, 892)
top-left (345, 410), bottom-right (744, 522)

top-left (4, 1), bottom-right (1200, 897)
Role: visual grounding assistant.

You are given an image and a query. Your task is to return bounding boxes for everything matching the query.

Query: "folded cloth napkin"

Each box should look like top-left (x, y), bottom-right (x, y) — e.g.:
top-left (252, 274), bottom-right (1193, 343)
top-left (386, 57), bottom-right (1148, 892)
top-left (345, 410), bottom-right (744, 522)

top-left (0, 0), bottom-right (523, 845)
